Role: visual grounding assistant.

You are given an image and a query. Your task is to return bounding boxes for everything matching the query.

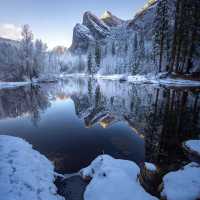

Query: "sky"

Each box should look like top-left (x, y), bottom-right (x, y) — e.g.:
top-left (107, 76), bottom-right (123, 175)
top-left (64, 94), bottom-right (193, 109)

top-left (0, 0), bottom-right (147, 49)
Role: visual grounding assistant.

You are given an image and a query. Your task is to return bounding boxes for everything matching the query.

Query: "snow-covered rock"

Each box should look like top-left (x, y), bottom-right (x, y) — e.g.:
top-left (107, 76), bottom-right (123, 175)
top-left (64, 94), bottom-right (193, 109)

top-left (0, 135), bottom-right (64, 200)
top-left (80, 155), bottom-right (158, 200)
top-left (183, 140), bottom-right (200, 159)
top-left (161, 162), bottom-right (200, 200)
top-left (144, 162), bottom-right (157, 172)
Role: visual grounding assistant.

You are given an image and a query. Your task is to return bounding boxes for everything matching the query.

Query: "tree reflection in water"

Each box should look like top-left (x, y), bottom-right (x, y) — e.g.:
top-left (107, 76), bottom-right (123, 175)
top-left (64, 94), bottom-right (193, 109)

top-left (0, 78), bottom-right (199, 174)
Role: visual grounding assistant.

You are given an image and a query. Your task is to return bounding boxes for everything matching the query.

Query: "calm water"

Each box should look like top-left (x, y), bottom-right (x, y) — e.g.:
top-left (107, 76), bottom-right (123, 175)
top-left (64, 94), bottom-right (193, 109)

top-left (0, 77), bottom-right (199, 173)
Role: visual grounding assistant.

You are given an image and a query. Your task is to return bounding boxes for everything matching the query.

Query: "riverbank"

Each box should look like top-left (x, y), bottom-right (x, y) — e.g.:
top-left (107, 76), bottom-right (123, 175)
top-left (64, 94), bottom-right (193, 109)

top-left (1, 135), bottom-right (200, 200)
top-left (1, 72), bottom-right (200, 90)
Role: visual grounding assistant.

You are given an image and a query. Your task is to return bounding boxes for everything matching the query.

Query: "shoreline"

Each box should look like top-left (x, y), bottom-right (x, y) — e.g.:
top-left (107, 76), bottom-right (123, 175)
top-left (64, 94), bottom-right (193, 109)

top-left (0, 73), bottom-right (200, 90)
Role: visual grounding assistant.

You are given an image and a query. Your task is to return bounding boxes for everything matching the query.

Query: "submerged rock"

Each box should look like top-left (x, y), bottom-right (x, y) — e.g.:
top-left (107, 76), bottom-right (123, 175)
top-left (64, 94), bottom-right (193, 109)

top-left (57, 175), bottom-right (88, 200)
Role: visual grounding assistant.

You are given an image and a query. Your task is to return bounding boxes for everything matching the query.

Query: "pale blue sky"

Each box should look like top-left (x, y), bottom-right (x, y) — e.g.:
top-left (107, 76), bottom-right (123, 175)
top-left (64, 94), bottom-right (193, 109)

top-left (0, 0), bottom-right (147, 48)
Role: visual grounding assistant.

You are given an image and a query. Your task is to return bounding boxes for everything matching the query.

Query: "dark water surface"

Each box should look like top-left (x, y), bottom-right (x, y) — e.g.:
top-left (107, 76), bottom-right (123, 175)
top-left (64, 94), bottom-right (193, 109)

top-left (0, 77), bottom-right (199, 173)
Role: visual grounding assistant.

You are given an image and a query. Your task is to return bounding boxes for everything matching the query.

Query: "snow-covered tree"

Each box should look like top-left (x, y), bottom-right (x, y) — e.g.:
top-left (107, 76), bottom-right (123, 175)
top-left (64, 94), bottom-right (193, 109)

top-left (33, 39), bottom-right (47, 77)
top-left (19, 24), bottom-right (35, 80)
top-left (134, 33), bottom-right (138, 52)
top-left (95, 42), bottom-right (101, 68)
top-left (153, 0), bottom-right (170, 72)
top-left (111, 42), bottom-right (116, 56)
top-left (139, 29), bottom-right (145, 61)
top-left (87, 52), bottom-right (93, 75)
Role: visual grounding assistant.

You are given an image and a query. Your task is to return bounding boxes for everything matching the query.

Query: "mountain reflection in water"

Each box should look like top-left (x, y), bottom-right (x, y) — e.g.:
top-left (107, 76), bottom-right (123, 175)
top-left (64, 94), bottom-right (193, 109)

top-left (0, 77), bottom-right (199, 174)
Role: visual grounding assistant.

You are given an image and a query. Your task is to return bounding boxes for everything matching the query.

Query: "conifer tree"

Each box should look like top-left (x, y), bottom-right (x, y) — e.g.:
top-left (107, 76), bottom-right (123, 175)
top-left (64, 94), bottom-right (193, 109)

top-left (95, 42), bottom-right (101, 68)
top-left (87, 52), bottom-right (93, 75)
top-left (153, 0), bottom-right (170, 72)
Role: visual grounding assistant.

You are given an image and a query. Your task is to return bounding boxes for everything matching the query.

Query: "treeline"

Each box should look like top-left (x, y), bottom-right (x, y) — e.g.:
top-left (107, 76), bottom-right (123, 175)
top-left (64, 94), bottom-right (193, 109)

top-left (86, 29), bottom-right (147, 75)
top-left (153, 0), bottom-right (200, 76)
top-left (19, 25), bottom-right (47, 80)
top-left (0, 25), bottom-right (47, 81)
top-left (0, 25), bottom-right (65, 81)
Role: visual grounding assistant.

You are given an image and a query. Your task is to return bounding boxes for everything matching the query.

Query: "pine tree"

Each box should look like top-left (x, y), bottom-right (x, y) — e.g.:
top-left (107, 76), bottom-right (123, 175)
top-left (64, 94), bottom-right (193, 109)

top-left (139, 29), bottom-right (145, 60)
top-left (134, 33), bottom-right (138, 52)
top-left (111, 42), bottom-right (115, 56)
top-left (33, 39), bottom-right (47, 77)
top-left (95, 42), bottom-right (101, 68)
top-left (169, 0), bottom-right (200, 75)
top-left (87, 52), bottom-right (93, 75)
top-left (125, 41), bottom-right (128, 54)
top-left (153, 0), bottom-right (170, 72)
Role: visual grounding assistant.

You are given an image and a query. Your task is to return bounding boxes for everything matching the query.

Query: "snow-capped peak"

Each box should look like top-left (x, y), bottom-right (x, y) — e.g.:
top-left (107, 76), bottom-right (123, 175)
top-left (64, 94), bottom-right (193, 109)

top-left (101, 10), bottom-right (113, 19)
top-left (100, 11), bottom-right (124, 27)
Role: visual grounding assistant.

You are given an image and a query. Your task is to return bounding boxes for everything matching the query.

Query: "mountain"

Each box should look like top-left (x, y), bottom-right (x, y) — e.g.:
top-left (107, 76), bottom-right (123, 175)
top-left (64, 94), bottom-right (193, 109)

top-left (70, 11), bottom-right (112, 54)
top-left (0, 37), bottom-right (22, 82)
top-left (100, 11), bottom-right (124, 27)
top-left (0, 37), bottom-right (19, 47)
top-left (70, 23), bottom-right (95, 54)
top-left (69, 4), bottom-right (158, 74)
top-left (70, 3), bottom-right (156, 54)
top-left (69, 0), bottom-right (200, 77)
top-left (83, 11), bottom-right (110, 39)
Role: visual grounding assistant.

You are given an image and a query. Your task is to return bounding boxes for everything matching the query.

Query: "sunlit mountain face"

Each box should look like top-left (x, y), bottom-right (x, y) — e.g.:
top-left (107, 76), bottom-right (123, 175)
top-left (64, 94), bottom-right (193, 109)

top-left (0, 77), bottom-right (199, 174)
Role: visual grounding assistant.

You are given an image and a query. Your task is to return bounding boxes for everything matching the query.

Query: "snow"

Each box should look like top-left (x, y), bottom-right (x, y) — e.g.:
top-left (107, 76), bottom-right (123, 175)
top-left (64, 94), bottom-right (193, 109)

top-left (161, 162), bottom-right (200, 200)
top-left (144, 162), bottom-right (157, 172)
top-left (1, 73), bottom-right (199, 91)
top-left (80, 155), bottom-right (158, 200)
top-left (95, 74), bottom-right (127, 80)
top-left (0, 135), bottom-right (64, 200)
top-left (96, 74), bottom-right (200, 87)
top-left (184, 140), bottom-right (200, 156)
top-left (101, 11), bottom-right (113, 20)
top-left (158, 78), bottom-right (200, 87)
top-left (0, 81), bottom-right (31, 89)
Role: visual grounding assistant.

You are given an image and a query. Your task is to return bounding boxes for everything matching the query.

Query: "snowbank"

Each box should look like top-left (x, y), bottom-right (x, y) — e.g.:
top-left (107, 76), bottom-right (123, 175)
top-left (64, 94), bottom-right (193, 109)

top-left (158, 78), bottom-right (200, 87)
top-left (80, 155), bottom-right (158, 200)
top-left (96, 74), bottom-right (200, 87)
top-left (96, 74), bottom-right (128, 81)
top-left (161, 162), bottom-right (200, 200)
top-left (0, 81), bottom-right (31, 89)
top-left (0, 135), bottom-right (64, 200)
top-left (183, 140), bottom-right (200, 157)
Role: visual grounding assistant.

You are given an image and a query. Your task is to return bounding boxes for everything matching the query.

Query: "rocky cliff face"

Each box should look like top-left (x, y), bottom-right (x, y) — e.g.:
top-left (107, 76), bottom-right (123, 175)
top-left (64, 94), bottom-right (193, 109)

top-left (70, 3), bottom-right (156, 55)
top-left (70, 11), bottom-right (112, 54)
top-left (70, 10), bottom-right (123, 54)
top-left (83, 11), bottom-right (110, 39)
top-left (70, 24), bottom-right (95, 54)
top-left (70, 1), bottom-right (198, 75)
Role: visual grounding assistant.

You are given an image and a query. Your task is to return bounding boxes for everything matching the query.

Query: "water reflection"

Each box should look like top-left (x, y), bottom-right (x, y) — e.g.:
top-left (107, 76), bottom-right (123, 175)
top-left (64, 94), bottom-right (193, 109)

top-left (0, 85), bottom-right (50, 125)
top-left (0, 78), bottom-right (199, 173)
